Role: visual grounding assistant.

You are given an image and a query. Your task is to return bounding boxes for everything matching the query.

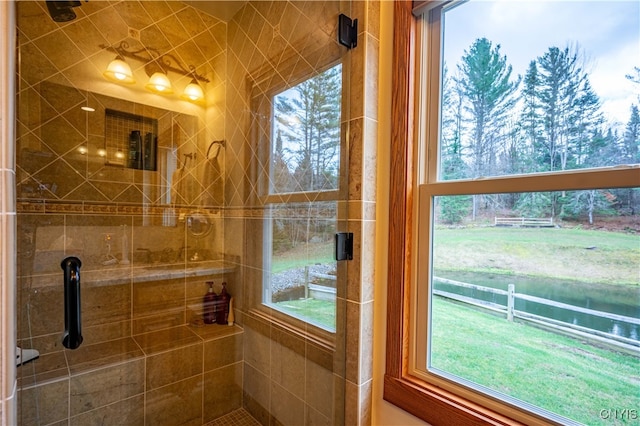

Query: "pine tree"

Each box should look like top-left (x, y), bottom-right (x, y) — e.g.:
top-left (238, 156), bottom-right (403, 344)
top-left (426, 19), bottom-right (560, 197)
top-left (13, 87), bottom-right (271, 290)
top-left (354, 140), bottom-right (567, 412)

top-left (271, 129), bottom-right (293, 193)
top-left (456, 38), bottom-right (520, 178)
top-left (622, 104), bottom-right (640, 164)
top-left (533, 45), bottom-right (603, 217)
top-left (274, 65), bottom-right (341, 192)
top-left (521, 60), bottom-right (543, 172)
top-left (617, 105), bottom-right (640, 214)
top-left (456, 38), bottom-right (519, 219)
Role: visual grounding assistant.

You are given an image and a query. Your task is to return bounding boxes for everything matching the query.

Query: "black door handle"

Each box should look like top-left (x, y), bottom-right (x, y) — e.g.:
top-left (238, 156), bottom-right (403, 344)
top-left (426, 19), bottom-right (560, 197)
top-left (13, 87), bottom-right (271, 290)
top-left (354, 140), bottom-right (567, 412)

top-left (61, 256), bottom-right (83, 349)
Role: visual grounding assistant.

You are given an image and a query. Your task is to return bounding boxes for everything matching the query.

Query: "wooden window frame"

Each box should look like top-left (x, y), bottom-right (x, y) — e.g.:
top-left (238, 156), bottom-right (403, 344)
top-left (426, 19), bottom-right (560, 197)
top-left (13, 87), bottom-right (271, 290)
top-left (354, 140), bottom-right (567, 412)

top-left (384, 1), bottom-right (639, 425)
top-left (384, 2), bottom-right (540, 424)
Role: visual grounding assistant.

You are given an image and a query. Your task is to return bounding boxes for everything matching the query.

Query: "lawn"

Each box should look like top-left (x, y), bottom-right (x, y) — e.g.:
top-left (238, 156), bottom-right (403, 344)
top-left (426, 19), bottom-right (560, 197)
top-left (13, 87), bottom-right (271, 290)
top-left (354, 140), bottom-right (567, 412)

top-left (271, 241), bottom-right (334, 273)
top-left (270, 294), bottom-right (639, 424)
top-left (274, 298), bottom-right (335, 330)
top-left (270, 226), bottom-right (639, 424)
top-left (431, 297), bottom-right (639, 425)
top-left (432, 227), bottom-right (639, 286)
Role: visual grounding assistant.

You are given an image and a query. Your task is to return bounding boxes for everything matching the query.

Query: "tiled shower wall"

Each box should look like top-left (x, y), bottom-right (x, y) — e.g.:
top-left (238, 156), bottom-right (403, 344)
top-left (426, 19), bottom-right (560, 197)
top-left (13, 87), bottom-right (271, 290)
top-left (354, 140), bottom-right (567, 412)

top-left (10, 0), bottom-right (380, 425)
top-left (15, 1), bottom-right (237, 425)
top-left (223, 1), bottom-right (380, 424)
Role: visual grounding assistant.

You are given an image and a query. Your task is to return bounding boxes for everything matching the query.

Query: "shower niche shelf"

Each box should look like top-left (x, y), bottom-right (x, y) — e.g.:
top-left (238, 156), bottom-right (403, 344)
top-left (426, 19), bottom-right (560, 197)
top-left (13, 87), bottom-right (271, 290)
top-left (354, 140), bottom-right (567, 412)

top-left (28, 260), bottom-right (236, 288)
top-left (105, 109), bottom-right (158, 171)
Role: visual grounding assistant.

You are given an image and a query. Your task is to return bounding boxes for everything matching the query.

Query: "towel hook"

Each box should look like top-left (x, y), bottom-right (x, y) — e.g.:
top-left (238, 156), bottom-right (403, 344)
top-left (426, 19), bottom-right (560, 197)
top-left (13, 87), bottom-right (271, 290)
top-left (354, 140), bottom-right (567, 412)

top-left (206, 140), bottom-right (226, 159)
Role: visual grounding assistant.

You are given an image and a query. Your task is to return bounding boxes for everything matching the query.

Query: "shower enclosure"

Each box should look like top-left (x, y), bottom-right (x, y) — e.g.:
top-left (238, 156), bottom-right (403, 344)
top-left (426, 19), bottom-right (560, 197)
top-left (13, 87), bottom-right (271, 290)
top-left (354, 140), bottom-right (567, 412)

top-left (10, 0), bottom-right (379, 425)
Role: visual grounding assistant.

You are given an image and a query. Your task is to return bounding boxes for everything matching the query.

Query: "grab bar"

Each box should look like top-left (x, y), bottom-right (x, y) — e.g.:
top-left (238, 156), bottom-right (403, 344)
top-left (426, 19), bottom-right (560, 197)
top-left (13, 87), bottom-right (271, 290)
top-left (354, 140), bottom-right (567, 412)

top-left (61, 256), bottom-right (83, 349)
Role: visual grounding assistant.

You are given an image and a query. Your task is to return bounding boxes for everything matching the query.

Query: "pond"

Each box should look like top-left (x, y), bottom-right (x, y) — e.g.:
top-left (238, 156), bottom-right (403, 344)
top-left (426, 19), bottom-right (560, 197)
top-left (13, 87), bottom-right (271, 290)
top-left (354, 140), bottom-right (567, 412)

top-left (433, 270), bottom-right (640, 341)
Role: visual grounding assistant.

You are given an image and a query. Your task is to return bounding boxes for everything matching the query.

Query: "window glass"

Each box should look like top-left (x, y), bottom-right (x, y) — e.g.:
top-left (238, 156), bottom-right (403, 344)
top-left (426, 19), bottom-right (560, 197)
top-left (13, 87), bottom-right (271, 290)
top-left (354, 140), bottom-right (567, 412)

top-left (417, 1), bottom-right (640, 424)
top-left (271, 64), bottom-right (342, 193)
top-left (439, 1), bottom-right (639, 181)
top-left (262, 64), bottom-right (342, 332)
top-left (265, 201), bottom-right (337, 332)
top-left (429, 190), bottom-right (640, 424)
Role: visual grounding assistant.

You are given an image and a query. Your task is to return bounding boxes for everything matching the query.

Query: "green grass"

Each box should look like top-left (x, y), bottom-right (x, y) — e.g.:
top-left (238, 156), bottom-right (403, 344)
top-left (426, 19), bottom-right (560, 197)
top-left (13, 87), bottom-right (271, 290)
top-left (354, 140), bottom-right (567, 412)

top-left (271, 241), bottom-right (334, 273)
top-left (270, 227), bottom-right (639, 423)
top-left (273, 298), bottom-right (335, 330)
top-left (431, 297), bottom-right (640, 425)
top-left (273, 295), bottom-right (639, 423)
top-left (433, 227), bottom-right (639, 286)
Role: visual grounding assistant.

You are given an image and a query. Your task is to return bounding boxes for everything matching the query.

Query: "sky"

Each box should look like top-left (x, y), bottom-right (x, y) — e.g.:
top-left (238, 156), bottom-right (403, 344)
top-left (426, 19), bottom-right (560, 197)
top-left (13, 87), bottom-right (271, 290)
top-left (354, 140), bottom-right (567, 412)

top-left (442, 0), bottom-right (640, 130)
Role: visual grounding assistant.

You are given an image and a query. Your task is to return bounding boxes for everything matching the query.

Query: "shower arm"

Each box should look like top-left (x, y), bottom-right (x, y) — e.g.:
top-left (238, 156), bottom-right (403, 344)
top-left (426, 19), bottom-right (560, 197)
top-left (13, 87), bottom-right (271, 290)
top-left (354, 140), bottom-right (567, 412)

top-left (61, 256), bottom-right (83, 350)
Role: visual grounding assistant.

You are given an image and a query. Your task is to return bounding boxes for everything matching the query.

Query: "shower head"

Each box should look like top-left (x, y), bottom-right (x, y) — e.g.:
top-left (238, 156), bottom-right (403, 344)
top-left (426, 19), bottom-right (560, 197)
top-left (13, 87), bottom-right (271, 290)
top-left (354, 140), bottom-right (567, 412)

top-left (46, 1), bottom-right (82, 23)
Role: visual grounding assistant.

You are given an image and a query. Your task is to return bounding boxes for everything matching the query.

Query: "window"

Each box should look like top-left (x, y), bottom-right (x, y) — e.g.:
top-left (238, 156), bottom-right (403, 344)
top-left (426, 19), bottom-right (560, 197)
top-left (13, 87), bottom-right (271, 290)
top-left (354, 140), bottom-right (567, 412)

top-left (385, 1), bottom-right (639, 425)
top-left (262, 64), bottom-right (342, 333)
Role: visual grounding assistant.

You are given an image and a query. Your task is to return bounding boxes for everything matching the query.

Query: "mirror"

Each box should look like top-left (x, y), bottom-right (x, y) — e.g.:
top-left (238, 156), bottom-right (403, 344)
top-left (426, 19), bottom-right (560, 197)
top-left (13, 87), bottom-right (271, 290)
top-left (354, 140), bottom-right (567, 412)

top-left (17, 81), bottom-right (208, 208)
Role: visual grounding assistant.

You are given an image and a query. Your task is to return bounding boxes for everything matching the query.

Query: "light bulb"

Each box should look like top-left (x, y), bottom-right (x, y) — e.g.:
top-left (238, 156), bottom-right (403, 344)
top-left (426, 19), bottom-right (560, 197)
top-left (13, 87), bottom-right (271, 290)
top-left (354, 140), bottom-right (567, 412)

top-left (181, 79), bottom-right (204, 103)
top-left (103, 57), bottom-right (135, 84)
top-left (145, 72), bottom-right (173, 94)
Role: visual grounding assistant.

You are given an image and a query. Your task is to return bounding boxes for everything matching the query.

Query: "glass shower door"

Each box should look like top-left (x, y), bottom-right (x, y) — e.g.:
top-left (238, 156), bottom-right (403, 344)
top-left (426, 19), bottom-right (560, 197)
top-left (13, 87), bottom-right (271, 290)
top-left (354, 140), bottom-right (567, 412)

top-left (14, 1), bottom-right (355, 425)
top-left (233, 2), bottom-right (354, 424)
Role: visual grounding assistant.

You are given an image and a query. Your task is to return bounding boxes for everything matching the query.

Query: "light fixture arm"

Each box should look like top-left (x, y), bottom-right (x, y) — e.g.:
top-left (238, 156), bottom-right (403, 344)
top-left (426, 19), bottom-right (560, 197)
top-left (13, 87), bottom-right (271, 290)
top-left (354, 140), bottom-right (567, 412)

top-left (100, 41), bottom-right (209, 83)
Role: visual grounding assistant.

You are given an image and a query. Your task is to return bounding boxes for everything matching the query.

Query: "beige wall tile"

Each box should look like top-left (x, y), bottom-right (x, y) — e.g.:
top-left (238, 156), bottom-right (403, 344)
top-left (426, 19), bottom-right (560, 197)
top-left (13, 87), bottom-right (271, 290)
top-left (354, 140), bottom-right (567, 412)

top-left (204, 333), bottom-right (243, 372)
top-left (146, 342), bottom-right (202, 390)
top-left (305, 359), bottom-right (335, 419)
top-left (242, 363), bottom-right (270, 424)
top-left (70, 394), bottom-right (144, 426)
top-left (270, 336), bottom-right (305, 397)
top-left (16, 351), bottom-right (67, 389)
top-left (18, 379), bottom-right (69, 426)
top-left (146, 375), bottom-right (203, 426)
top-left (66, 337), bottom-right (144, 375)
top-left (243, 315), bottom-right (271, 375)
top-left (69, 359), bottom-right (144, 416)
top-left (133, 278), bottom-right (185, 318)
top-left (203, 363), bottom-right (243, 422)
top-left (270, 380), bottom-right (305, 426)
top-left (133, 325), bottom-right (200, 355)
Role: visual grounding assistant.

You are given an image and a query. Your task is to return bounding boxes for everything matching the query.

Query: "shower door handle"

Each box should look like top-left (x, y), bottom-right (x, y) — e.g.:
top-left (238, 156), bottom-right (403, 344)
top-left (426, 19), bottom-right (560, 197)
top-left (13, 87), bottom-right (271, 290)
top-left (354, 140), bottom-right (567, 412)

top-left (61, 256), bottom-right (83, 349)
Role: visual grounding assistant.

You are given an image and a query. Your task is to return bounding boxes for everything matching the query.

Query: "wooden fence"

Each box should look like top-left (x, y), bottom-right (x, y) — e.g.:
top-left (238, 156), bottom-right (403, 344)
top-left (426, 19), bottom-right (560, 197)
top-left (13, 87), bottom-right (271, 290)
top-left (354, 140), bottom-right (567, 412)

top-left (304, 266), bottom-right (336, 301)
top-left (494, 217), bottom-right (554, 227)
top-left (299, 270), bottom-right (639, 354)
top-left (433, 277), bottom-right (639, 353)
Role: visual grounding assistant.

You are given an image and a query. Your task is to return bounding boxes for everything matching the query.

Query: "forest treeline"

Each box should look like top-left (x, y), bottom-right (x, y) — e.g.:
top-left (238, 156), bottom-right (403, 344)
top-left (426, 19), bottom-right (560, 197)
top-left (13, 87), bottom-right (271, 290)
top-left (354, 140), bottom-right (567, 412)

top-left (438, 38), bottom-right (638, 224)
top-left (269, 39), bottom-right (639, 227)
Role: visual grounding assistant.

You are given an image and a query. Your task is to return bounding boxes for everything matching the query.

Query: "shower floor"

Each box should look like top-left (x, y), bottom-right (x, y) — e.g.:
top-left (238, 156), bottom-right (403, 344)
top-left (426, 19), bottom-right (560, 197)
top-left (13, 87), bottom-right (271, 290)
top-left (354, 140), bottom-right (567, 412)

top-left (204, 409), bottom-right (261, 426)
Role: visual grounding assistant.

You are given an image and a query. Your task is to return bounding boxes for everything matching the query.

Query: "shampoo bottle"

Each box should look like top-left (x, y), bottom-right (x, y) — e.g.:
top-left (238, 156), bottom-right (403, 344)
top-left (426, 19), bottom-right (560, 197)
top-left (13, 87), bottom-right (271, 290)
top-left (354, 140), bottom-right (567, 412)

top-left (128, 130), bottom-right (142, 169)
top-left (203, 281), bottom-right (217, 324)
top-left (217, 282), bottom-right (230, 324)
top-left (143, 132), bottom-right (157, 171)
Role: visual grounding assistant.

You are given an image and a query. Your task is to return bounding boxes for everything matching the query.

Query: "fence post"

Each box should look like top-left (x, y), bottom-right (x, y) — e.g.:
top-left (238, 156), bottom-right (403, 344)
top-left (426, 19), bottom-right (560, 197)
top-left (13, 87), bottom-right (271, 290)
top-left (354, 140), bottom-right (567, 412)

top-left (304, 265), bottom-right (310, 299)
top-left (507, 284), bottom-right (515, 322)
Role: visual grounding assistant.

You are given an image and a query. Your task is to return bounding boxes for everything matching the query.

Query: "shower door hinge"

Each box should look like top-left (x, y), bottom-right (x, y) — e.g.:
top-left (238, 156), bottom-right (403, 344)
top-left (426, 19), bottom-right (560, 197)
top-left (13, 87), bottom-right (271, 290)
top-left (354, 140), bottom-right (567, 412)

top-left (335, 232), bottom-right (353, 261)
top-left (338, 14), bottom-right (358, 49)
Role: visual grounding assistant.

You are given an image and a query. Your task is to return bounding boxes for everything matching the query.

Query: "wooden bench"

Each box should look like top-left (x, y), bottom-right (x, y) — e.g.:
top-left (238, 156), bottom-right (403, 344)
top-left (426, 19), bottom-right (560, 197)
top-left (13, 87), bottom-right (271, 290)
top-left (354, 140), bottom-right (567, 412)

top-left (494, 217), bottom-right (554, 227)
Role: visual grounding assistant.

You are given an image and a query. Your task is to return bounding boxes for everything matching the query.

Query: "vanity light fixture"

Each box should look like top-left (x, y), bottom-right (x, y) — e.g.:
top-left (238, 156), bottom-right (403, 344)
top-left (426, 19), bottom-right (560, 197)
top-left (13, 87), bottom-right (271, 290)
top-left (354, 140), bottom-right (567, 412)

top-left (100, 41), bottom-right (208, 103)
